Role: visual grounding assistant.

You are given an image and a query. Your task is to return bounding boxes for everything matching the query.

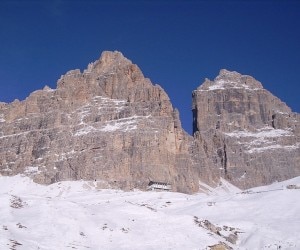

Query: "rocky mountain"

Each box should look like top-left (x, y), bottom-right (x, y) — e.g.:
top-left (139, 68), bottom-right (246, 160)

top-left (0, 51), bottom-right (202, 193)
top-left (0, 51), bottom-right (299, 192)
top-left (193, 69), bottom-right (300, 188)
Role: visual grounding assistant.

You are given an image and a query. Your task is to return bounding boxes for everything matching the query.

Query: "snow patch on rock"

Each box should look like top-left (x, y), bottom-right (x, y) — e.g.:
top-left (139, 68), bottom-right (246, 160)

top-left (0, 114), bottom-right (5, 123)
top-left (224, 127), bottom-right (299, 153)
top-left (24, 166), bottom-right (41, 176)
top-left (224, 127), bottom-right (293, 138)
top-left (247, 143), bottom-right (300, 153)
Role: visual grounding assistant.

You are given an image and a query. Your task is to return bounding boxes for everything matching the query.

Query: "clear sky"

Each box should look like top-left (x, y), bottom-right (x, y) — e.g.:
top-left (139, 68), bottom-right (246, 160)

top-left (0, 0), bottom-right (299, 134)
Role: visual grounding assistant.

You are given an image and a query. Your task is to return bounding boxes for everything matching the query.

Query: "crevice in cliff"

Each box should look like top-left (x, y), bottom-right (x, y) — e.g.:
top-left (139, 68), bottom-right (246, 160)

top-left (90, 146), bottom-right (101, 150)
top-left (271, 114), bottom-right (276, 129)
top-left (67, 161), bottom-right (75, 172)
top-left (223, 143), bottom-right (228, 176)
top-left (67, 160), bottom-right (78, 180)
top-left (192, 108), bottom-right (198, 134)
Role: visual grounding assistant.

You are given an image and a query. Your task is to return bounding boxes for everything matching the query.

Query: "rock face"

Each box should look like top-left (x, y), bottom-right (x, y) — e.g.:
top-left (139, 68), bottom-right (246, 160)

top-left (0, 51), bottom-right (207, 193)
top-left (0, 52), bottom-right (299, 192)
top-left (192, 69), bottom-right (300, 188)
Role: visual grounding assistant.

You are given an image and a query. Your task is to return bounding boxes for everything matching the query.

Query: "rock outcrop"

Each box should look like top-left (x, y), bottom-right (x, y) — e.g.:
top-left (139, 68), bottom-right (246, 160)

top-left (192, 69), bottom-right (300, 188)
top-left (0, 52), bottom-right (299, 192)
top-left (0, 51), bottom-right (207, 193)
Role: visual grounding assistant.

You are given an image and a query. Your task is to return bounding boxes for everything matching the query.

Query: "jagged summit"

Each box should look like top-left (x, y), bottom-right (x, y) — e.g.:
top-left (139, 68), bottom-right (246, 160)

top-left (99, 50), bottom-right (131, 65)
top-left (59, 51), bottom-right (132, 77)
top-left (53, 50), bottom-right (172, 111)
top-left (83, 51), bottom-right (133, 75)
top-left (197, 69), bottom-right (263, 91)
top-left (0, 51), bottom-right (138, 106)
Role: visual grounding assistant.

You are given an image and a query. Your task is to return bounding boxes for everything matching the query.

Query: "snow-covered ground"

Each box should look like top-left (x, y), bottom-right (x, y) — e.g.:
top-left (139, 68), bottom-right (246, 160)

top-left (0, 175), bottom-right (299, 250)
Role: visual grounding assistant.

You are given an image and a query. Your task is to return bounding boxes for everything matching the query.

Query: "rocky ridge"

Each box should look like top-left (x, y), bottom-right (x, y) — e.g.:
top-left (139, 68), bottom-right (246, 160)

top-left (0, 52), bottom-right (299, 192)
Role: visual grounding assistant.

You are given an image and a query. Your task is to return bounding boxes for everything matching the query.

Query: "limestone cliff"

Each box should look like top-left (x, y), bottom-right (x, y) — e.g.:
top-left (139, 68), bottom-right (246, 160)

top-left (192, 69), bottom-right (300, 188)
top-left (0, 51), bottom-right (203, 193)
top-left (0, 53), bottom-right (299, 192)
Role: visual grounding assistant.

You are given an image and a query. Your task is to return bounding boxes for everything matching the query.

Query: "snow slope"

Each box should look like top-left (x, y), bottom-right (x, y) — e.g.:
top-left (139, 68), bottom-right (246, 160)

top-left (0, 175), bottom-right (299, 250)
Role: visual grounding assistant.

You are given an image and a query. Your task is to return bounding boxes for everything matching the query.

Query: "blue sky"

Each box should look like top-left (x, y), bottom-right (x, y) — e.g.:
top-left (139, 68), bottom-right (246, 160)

top-left (0, 0), bottom-right (299, 134)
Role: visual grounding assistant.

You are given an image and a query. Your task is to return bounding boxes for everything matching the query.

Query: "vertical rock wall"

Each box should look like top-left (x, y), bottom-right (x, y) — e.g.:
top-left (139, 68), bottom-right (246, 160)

top-left (192, 69), bottom-right (300, 188)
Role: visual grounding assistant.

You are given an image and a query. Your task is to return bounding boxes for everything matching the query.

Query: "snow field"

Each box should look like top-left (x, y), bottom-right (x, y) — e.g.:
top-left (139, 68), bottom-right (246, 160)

top-left (0, 175), bottom-right (299, 250)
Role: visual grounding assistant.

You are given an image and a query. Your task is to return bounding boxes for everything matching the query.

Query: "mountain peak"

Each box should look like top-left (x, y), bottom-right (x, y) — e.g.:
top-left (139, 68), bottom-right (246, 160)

top-left (218, 69), bottom-right (241, 78)
top-left (56, 51), bottom-right (148, 102)
top-left (82, 50), bottom-right (132, 75)
top-left (100, 50), bottom-right (127, 62)
top-left (197, 69), bottom-right (263, 91)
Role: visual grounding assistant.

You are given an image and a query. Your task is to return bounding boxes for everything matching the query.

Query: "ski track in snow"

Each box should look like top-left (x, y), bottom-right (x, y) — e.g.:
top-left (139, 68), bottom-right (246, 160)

top-left (0, 175), bottom-right (299, 250)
